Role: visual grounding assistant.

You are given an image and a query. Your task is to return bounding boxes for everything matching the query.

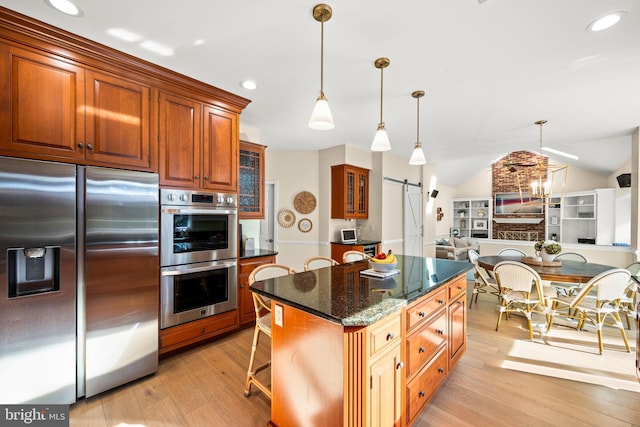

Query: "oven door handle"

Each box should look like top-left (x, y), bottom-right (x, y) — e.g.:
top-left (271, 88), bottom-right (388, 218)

top-left (161, 261), bottom-right (237, 276)
top-left (161, 207), bottom-right (237, 215)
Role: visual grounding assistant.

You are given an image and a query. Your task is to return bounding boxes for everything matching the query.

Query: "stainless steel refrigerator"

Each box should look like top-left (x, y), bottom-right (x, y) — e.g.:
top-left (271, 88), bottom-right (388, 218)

top-left (0, 156), bottom-right (159, 404)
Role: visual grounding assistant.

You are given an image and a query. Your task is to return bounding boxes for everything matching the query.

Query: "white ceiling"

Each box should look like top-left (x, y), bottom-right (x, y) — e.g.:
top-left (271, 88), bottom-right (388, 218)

top-left (2, 0), bottom-right (638, 187)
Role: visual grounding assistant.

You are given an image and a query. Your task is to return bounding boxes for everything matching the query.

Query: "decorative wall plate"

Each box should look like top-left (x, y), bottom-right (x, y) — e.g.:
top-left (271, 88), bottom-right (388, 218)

top-left (277, 209), bottom-right (296, 228)
top-left (298, 218), bottom-right (312, 233)
top-left (293, 191), bottom-right (317, 214)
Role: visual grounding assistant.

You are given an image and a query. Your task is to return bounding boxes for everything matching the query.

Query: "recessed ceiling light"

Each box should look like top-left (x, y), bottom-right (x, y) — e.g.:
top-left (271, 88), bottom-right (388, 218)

top-left (586, 11), bottom-right (627, 32)
top-left (541, 147), bottom-right (579, 160)
top-left (139, 40), bottom-right (174, 57)
top-left (240, 80), bottom-right (258, 90)
top-left (44, 0), bottom-right (83, 17)
top-left (107, 28), bottom-right (143, 43)
top-left (194, 39), bottom-right (205, 46)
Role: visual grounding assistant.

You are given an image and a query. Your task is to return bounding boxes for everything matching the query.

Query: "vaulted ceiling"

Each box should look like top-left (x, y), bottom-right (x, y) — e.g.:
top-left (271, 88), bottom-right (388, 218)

top-left (1, 0), bottom-right (638, 186)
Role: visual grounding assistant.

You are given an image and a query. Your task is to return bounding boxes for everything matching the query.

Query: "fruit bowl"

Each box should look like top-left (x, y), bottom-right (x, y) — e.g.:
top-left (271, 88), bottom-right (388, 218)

top-left (368, 259), bottom-right (398, 272)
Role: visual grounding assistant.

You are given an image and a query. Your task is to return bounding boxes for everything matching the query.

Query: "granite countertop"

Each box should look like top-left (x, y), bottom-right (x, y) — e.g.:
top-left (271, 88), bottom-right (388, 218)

top-left (250, 255), bottom-right (472, 326)
top-left (330, 239), bottom-right (381, 246)
top-left (239, 248), bottom-right (278, 260)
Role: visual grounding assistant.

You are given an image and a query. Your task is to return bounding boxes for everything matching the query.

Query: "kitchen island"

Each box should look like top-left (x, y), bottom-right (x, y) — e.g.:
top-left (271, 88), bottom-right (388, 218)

top-left (250, 255), bottom-right (472, 427)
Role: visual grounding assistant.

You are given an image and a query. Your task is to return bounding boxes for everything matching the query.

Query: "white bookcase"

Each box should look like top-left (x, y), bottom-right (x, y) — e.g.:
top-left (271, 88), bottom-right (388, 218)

top-left (546, 196), bottom-right (561, 242)
top-left (452, 198), bottom-right (492, 238)
top-left (561, 189), bottom-right (615, 245)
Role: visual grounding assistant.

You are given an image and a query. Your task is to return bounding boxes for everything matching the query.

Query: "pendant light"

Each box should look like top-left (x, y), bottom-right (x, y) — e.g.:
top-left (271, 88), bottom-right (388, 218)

top-left (515, 119), bottom-right (569, 205)
top-left (409, 90), bottom-right (426, 165)
top-left (371, 57), bottom-right (391, 151)
top-left (308, 4), bottom-right (334, 130)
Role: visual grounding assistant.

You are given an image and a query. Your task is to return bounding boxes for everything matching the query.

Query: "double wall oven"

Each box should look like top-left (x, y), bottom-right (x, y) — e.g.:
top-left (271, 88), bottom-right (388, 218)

top-left (160, 189), bottom-right (238, 329)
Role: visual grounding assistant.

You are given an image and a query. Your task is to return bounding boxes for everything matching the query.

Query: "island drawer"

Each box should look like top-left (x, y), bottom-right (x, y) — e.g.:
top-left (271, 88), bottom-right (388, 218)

top-left (406, 287), bottom-right (447, 331)
top-left (448, 274), bottom-right (466, 301)
top-left (368, 312), bottom-right (402, 357)
top-left (406, 310), bottom-right (447, 377)
top-left (406, 346), bottom-right (448, 423)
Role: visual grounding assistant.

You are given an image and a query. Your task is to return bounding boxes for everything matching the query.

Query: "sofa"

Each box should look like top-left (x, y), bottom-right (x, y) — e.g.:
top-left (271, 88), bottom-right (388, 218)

top-left (435, 236), bottom-right (479, 261)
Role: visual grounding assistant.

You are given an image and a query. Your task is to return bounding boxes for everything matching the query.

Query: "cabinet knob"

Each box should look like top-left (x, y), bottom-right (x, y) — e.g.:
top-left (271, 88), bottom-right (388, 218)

top-left (457, 300), bottom-right (463, 305)
top-left (438, 299), bottom-right (445, 305)
top-left (77, 142), bottom-right (84, 149)
top-left (204, 176), bottom-right (209, 180)
top-left (240, 285), bottom-right (244, 289)
top-left (200, 328), bottom-right (206, 334)
top-left (457, 286), bottom-right (463, 290)
top-left (437, 367), bottom-right (444, 374)
top-left (419, 391), bottom-right (425, 398)
top-left (418, 311), bottom-right (425, 318)
top-left (436, 329), bottom-right (444, 335)
top-left (418, 346), bottom-right (425, 353)
top-left (386, 332), bottom-right (395, 341)
top-left (87, 144), bottom-right (93, 150)
top-left (396, 361), bottom-right (404, 370)
top-left (195, 175), bottom-right (200, 180)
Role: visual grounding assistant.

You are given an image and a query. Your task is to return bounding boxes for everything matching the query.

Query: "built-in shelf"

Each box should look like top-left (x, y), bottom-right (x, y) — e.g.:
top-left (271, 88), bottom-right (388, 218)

top-left (493, 218), bottom-right (543, 224)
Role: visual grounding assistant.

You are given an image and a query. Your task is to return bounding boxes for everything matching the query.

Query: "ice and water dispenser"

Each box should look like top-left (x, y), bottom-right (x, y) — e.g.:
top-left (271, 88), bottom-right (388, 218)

top-left (7, 246), bottom-right (61, 298)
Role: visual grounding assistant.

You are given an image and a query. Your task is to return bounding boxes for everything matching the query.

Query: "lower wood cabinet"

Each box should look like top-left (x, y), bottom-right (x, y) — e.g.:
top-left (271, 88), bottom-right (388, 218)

top-left (159, 310), bottom-right (238, 356)
top-left (368, 313), bottom-right (403, 427)
top-left (238, 254), bottom-right (276, 325)
top-left (404, 273), bottom-right (467, 425)
top-left (448, 275), bottom-right (467, 371)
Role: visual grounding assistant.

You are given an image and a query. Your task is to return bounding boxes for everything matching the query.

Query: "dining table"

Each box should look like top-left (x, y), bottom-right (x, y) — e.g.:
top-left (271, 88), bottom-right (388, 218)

top-left (476, 255), bottom-right (617, 284)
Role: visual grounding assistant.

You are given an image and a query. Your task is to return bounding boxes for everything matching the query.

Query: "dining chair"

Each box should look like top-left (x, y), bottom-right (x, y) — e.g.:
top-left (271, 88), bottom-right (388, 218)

top-left (555, 252), bottom-right (588, 262)
top-left (342, 250), bottom-right (368, 263)
top-left (304, 256), bottom-right (339, 271)
top-left (493, 260), bottom-right (550, 341)
top-left (550, 252), bottom-right (588, 298)
top-left (621, 262), bottom-right (640, 329)
top-left (467, 250), bottom-right (499, 308)
top-left (545, 268), bottom-right (631, 354)
top-left (497, 248), bottom-right (527, 257)
top-left (244, 264), bottom-right (296, 399)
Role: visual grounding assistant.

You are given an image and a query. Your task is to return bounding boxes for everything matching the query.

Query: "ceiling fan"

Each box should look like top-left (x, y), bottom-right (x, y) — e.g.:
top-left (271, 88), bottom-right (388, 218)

top-left (502, 155), bottom-right (535, 173)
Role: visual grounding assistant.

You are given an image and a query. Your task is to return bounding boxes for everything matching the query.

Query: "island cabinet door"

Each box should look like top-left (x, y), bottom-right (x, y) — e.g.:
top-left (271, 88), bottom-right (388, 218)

top-left (369, 343), bottom-right (403, 427)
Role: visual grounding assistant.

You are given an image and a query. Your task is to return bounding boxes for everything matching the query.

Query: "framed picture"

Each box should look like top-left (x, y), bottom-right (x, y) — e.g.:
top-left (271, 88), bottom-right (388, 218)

top-left (473, 219), bottom-right (487, 229)
top-left (551, 216), bottom-right (559, 225)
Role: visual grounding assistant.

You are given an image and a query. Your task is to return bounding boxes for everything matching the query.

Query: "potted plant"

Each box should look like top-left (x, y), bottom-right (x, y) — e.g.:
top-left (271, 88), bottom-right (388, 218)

top-left (534, 240), bottom-right (562, 262)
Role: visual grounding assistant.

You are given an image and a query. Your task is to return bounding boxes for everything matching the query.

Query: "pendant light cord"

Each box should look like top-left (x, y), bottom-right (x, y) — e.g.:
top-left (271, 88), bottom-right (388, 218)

top-left (320, 15), bottom-right (325, 95)
top-left (416, 95), bottom-right (420, 145)
top-left (379, 66), bottom-right (384, 124)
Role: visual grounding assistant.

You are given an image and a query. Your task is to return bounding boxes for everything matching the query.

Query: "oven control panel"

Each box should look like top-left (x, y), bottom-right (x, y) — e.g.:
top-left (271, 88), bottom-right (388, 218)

top-left (160, 189), bottom-right (237, 208)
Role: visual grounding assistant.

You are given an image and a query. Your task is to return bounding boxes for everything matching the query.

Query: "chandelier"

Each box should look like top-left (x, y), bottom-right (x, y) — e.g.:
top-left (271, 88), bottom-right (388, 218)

top-left (516, 120), bottom-right (569, 205)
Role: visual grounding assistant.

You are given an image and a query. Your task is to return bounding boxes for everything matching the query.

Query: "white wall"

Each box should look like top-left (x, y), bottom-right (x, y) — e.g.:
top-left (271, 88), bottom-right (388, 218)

top-left (265, 150), bottom-right (320, 272)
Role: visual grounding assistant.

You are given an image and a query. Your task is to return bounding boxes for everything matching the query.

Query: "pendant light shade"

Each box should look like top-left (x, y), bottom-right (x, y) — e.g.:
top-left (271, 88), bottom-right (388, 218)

top-left (308, 4), bottom-right (334, 130)
top-left (409, 90), bottom-right (426, 165)
top-left (371, 57), bottom-right (391, 151)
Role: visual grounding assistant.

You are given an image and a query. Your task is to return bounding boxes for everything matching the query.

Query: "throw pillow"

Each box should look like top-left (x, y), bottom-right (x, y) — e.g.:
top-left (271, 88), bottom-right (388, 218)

top-left (436, 238), bottom-right (451, 246)
top-left (453, 237), bottom-right (467, 248)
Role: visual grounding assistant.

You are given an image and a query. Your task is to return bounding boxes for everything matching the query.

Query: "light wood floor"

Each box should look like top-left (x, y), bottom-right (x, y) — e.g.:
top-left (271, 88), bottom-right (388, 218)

top-left (70, 281), bottom-right (640, 427)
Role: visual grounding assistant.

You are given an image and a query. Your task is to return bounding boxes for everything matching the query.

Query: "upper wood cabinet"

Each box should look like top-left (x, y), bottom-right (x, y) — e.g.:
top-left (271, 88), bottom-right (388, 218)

top-left (159, 91), bottom-right (238, 192)
top-left (0, 45), bottom-right (153, 170)
top-left (239, 141), bottom-right (266, 219)
top-left (331, 164), bottom-right (369, 219)
top-left (0, 7), bottom-right (250, 175)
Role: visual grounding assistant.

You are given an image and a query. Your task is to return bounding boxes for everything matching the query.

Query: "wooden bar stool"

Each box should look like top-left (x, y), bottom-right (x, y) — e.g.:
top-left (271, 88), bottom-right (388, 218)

top-left (244, 264), bottom-right (295, 399)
